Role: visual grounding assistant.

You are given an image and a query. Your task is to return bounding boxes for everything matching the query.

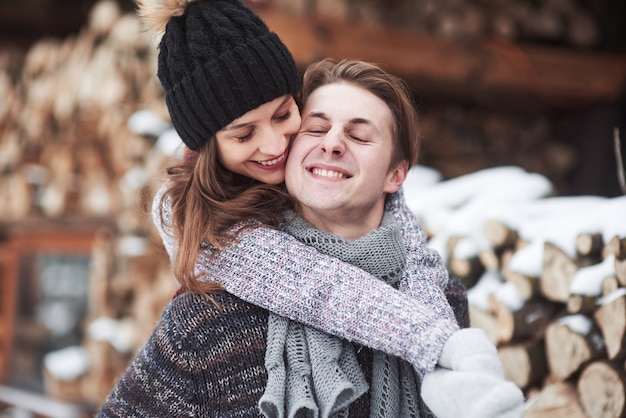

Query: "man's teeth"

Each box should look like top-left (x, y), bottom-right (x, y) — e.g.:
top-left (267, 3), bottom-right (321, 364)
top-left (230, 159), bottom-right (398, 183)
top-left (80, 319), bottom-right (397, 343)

top-left (312, 168), bottom-right (345, 178)
top-left (259, 154), bottom-right (285, 166)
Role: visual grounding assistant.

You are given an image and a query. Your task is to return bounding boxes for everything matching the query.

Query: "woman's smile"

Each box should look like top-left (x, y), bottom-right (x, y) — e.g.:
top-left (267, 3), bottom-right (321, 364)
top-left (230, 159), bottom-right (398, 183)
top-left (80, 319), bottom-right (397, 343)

top-left (255, 151), bottom-right (287, 169)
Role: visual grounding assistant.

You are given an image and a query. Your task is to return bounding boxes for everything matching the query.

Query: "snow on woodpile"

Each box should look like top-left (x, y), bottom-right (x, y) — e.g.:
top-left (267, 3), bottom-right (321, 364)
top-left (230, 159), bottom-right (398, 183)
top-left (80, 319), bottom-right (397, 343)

top-left (404, 164), bottom-right (626, 417)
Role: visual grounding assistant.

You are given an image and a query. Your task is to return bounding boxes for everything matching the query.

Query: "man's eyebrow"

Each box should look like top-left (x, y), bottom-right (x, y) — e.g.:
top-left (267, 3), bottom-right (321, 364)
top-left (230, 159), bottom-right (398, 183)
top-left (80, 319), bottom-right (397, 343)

top-left (349, 118), bottom-right (372, 126)
top-left (349, 118), bottom-right (382, 137)
top-left (305, 113), bottom-right (376, 131)
top-left (306, 111), bottom-right (330, 121)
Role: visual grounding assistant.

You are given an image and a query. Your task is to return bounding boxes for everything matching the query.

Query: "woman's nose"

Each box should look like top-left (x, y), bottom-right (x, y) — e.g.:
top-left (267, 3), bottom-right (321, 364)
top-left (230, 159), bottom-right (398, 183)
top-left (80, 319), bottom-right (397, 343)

top-left (259, 127), bottom-right (288, 155)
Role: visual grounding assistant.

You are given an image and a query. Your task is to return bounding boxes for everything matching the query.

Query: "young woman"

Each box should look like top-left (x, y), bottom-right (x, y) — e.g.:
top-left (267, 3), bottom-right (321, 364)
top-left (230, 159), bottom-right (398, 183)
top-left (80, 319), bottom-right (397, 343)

top-left (141, 0), bottom-right (463, 374)
top-left (98, 0), bottom-right (523, 416)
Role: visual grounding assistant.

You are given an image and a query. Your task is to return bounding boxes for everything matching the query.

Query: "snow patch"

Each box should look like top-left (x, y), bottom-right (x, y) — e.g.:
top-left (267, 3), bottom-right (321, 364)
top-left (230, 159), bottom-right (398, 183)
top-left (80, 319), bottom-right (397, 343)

top-left (508, 240), bottom-right (544, 277)
top-left (87, 317), bottom-right (134, 353)
top-left (557, 314), bottom-right (593, 335)
top-left (467, 271), bottom-right (504, 311)
top-left (569, 255), bottom-right (616, 296)
top-left (44, 346), bottom-right (89, 381)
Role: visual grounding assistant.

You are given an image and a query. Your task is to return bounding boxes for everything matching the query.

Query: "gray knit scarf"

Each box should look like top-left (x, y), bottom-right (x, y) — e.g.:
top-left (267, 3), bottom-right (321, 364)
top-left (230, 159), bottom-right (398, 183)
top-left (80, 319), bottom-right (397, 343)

top-left (259, 212), bottom-right (423, 418)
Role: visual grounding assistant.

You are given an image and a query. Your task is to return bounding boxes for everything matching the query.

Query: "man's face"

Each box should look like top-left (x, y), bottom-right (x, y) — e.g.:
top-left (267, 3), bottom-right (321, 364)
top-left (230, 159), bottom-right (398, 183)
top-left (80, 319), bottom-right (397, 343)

top-left (286, 82), bottom-right (407, 238)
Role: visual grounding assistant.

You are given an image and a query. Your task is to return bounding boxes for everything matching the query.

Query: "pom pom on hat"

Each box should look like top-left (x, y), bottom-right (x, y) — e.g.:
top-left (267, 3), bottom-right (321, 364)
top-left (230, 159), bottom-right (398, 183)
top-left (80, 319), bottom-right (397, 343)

top-left (137, 0), bottom-right (200, 34)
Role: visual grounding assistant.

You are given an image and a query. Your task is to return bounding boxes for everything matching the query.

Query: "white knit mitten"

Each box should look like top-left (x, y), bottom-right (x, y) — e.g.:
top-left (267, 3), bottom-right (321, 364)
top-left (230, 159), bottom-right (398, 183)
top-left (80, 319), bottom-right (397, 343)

top-left (421, 368), bottom-right (524, 418)
top-left (437, 328), bottom-right (504, 377)
top-left (420, 327), bottom-right (525, 418)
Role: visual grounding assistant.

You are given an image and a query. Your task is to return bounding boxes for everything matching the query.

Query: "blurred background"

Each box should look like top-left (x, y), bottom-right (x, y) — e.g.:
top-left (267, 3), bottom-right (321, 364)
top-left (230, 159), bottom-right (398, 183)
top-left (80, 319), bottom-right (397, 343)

top-left (0, 0), bottom-right (624, 416)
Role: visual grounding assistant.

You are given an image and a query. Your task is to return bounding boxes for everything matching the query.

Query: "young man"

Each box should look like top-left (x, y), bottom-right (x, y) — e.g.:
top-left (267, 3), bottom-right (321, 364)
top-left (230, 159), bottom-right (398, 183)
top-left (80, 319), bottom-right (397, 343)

top-left (278, 58), bottom-right (525, 418)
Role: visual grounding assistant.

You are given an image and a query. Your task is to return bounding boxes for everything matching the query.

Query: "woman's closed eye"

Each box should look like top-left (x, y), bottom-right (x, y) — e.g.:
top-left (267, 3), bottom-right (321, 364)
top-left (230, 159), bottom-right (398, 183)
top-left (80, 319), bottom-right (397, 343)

top-left (273, 110), bottom-right (292, 122)
top-left (236, 128), bottom-right (255, 142)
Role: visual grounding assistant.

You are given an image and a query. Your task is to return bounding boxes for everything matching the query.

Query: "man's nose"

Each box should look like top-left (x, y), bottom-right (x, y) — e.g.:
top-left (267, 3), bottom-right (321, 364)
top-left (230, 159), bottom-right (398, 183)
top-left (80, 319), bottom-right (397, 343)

top-left (320, 129), bottom-right (345, 156)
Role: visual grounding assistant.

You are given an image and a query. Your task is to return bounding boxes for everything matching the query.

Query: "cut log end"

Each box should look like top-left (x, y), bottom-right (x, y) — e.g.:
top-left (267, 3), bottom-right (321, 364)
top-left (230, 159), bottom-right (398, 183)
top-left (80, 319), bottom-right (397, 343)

top-left (577, 361), bottom-right (626, 418)
top-left (540, 242), bottom-right (580, 303)
top-left (594, 295), bottom-right (626, 361)
top-left (545, 320), bottom-right (605, 381)
top-left (498, 341), bottom-right (547, 389)
top-left (576, 232), bottom-right (604, 257)
top-left (483, 220), bottom-right (519, 248)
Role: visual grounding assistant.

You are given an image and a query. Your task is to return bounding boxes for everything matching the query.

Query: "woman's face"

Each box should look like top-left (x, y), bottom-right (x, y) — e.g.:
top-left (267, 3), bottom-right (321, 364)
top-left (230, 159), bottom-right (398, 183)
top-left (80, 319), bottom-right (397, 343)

top-left (216, 95), bottom-right (301, 185)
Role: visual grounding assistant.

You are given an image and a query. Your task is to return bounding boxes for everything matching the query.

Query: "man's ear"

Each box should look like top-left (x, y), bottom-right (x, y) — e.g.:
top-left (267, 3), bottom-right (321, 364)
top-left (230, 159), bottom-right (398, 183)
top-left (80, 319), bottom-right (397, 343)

top-left (384, 160), bottom-right (409, 194)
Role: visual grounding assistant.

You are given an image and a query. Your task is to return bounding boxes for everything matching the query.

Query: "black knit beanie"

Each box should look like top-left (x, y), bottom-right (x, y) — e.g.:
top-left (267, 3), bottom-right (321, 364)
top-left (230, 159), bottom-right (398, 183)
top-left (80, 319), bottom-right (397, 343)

top-left (157, 0), bottom-right (301, 150)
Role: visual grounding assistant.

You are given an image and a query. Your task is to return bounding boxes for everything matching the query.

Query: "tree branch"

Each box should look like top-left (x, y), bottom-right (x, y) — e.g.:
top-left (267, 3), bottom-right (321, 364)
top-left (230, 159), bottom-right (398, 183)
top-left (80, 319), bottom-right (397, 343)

top-left (615, 127), bottom-right (626, 195)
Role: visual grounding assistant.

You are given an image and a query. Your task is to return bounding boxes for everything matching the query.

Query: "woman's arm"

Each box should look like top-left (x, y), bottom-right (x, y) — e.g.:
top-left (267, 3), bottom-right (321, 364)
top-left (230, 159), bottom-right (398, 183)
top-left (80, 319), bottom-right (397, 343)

top-left (152, 183), bottom-right (459, 376)
top-left (443, 275), bottom-right (471, 328)
top-left (98, 292), bottom-right (270, 417)
top-left (97, 295), bottom-right (203, 417)
top-left (152, 183), bottom-right (177, 261)
top-left (385, 188), bottom-right (457, 320)
top-left (385, 188), bottom-right (470, 327)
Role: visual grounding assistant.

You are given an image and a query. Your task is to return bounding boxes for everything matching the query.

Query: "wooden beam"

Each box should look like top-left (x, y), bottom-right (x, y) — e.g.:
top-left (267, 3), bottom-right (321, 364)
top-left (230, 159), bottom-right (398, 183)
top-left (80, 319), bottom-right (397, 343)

top-left (0, 385), bottom-right (86, 418)
top-left (252, 5), bottom-right (626, 109)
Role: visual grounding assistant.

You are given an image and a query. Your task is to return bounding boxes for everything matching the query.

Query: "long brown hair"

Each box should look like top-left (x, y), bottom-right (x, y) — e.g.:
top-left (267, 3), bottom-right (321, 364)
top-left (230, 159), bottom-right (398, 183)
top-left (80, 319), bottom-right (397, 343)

top-left (301, 58), bottom-right (421, 169)
top-left (160, 137), bottom-right (292, 295)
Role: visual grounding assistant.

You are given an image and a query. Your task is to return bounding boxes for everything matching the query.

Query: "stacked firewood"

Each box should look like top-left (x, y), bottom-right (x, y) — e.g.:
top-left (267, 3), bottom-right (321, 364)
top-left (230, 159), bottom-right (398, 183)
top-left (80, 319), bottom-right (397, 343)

top-left (0, 0), bottom-right (181, 407)
top-left (271, 0), bottom-right (601, 48)
top-left (0, 0), bottom-right (169, 225)
top-left (405, 165), bottom-right (626, 418)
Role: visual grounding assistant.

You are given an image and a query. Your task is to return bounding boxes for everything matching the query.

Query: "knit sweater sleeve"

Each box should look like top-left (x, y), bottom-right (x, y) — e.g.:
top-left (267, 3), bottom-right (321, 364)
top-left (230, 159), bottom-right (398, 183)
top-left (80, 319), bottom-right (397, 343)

top-left (384, 188), bottom-right (469, 328)
top-left (151, 183), bottom-right (458, 376)
top-left (97, 294), bottom-right (210, 417)
top-left (97, 292), bottom-right (269, 417)
top-left (152, 183), bottom-right (177, 261)
top-left (385, 188), bottom-right (458, 322)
